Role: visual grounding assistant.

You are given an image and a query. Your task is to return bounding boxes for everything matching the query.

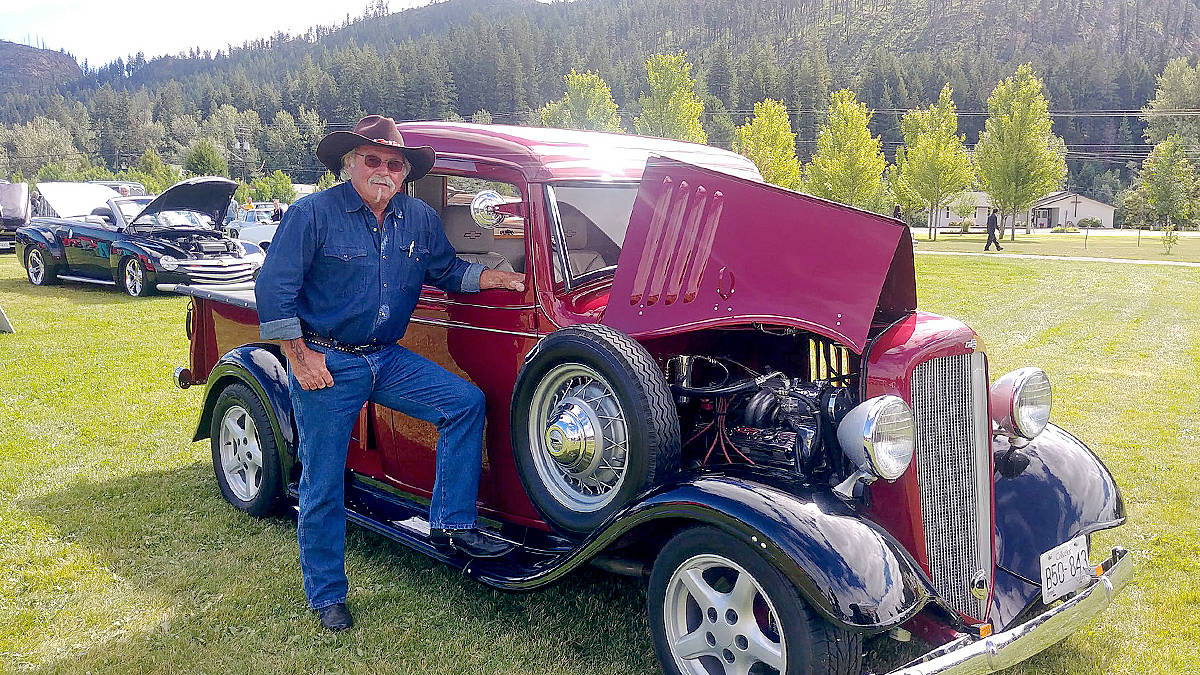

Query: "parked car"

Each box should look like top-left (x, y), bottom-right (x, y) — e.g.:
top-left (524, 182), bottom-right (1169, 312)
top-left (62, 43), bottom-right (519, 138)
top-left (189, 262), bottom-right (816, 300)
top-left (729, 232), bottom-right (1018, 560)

top-left (174, 123), bottom-right (1128, 675)
top-left (16, 177), bottom-right (264, 297)
top-left (0, 181), bottom-right (30, 254)
top-left (87, 179), bottom-right (147, 196)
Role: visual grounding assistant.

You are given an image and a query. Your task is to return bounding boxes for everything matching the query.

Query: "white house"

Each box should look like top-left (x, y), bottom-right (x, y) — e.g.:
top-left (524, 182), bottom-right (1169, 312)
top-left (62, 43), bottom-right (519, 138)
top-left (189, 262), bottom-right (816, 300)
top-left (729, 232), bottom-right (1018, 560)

top-left (1030, 192), bottom-right (1116, 228)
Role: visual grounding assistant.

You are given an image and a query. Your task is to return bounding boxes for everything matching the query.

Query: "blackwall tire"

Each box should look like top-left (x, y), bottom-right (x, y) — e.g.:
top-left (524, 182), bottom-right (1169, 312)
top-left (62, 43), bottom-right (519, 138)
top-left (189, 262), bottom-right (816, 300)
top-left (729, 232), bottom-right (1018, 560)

top-left (25, 246), bottom-right (58, 286)
top-left (121, 256), bottom-right (153, 297)
top-left (210, 382), bottom-right (283, 517)
top-left (648, 526), bottom-right (863, 675)
top-left (511, 323), bottom-right (679, 535)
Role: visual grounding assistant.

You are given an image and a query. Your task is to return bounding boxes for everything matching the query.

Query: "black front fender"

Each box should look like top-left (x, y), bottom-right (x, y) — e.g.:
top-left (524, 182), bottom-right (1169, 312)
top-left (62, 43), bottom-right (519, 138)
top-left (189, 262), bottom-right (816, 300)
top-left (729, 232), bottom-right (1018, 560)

top-left (193, 344), bottom-right (296, 475)
top-left (469, 475), bottom-right (933, 632)
top-left (990, 424), bottom-right (1125, 627)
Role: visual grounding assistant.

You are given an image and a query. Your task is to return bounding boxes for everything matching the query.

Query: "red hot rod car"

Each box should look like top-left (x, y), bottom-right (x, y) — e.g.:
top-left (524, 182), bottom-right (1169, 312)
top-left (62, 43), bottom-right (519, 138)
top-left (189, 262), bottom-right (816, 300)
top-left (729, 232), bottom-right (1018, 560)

top-left (175, 122), bottom-right (1129, 675)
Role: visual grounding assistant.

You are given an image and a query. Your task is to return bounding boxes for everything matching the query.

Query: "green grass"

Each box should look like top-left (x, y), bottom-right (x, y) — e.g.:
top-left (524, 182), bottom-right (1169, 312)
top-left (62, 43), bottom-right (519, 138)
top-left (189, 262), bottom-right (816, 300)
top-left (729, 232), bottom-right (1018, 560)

top-left (915, 229), bottom-right (1200, 262)
top-left (1, 252), bottom-right (1197, 674)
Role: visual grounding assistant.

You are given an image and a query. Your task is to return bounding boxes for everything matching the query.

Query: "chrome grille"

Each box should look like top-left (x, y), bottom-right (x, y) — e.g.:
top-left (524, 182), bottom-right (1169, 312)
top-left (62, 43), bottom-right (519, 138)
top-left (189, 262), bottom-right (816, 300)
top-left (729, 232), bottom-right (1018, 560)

top-left (910, 352), bottom-right (993, 619)
top-left (178, 258), bottom-right (255, 284)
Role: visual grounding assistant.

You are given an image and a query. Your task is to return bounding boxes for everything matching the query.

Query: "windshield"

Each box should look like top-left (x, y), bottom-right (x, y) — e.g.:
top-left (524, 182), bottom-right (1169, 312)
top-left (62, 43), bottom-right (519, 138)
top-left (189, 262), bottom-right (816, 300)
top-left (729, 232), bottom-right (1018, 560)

top-left (114, 197), bottom-right (152, 223)
top-left (547, 183), bottom-right (637, 285)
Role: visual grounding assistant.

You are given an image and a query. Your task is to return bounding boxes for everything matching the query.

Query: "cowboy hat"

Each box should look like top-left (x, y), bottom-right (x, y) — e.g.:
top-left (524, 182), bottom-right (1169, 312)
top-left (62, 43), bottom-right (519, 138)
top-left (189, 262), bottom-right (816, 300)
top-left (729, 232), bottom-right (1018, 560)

top-left (315, 115), bottom-right (435, 181)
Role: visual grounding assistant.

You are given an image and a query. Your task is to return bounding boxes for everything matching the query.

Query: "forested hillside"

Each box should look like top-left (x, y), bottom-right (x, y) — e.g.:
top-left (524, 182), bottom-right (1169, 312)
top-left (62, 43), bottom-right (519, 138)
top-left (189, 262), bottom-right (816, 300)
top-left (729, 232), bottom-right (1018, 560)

top-left (1, 0), bottom-right (1197, 190)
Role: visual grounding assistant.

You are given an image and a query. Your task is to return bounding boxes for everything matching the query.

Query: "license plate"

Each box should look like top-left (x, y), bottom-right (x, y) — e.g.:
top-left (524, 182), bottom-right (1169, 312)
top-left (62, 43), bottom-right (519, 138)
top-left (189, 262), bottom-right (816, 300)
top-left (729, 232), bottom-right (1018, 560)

top-left (1040, 535), bottom-right (1091, 603)
top-left (0, 242), bottom-right (12, 252)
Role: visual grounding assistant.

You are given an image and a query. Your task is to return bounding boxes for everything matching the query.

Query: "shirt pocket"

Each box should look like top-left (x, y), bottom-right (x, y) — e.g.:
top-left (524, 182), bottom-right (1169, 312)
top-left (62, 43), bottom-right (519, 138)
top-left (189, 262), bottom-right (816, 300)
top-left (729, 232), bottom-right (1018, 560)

top-left (320, 244), bottom-right (372, 297)
top-left (403, 244), bottom-right (431, 291)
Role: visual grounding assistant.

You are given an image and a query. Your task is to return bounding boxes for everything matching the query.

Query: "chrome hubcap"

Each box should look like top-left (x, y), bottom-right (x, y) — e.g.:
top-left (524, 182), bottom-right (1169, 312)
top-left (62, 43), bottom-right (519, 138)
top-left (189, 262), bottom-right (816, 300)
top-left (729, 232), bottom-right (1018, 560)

top-left (28, 249), bottom-right (44, 284)
top-left (218, 405), bottom-right (263, 502)
top-left (125, 259), bottom-right (143, 296)
top-left (529, 363), bottom-right (628, 511)
top-left (665, 554), bottom-right (786, 675)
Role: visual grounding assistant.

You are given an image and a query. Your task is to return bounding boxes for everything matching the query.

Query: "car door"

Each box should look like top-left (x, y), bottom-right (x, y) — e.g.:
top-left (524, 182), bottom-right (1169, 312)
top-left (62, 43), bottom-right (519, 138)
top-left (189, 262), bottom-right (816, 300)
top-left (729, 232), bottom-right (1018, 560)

top-left (61, 220), bottom-right (116, 279)
top-left (375, 164), bottom-right (545, 526)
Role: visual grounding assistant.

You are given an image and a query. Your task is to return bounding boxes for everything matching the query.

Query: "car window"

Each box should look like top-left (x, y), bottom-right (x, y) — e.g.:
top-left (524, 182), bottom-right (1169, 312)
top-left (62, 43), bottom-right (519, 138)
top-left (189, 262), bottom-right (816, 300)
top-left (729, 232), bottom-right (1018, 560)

top-left (411, 173), bottom-right (526, 274)
top-left (113, 197), bottom-right (152, 223)
top-left (546, 183), bottom-right (636, 286)
top-left (134, 209), bottom-right (214, 229)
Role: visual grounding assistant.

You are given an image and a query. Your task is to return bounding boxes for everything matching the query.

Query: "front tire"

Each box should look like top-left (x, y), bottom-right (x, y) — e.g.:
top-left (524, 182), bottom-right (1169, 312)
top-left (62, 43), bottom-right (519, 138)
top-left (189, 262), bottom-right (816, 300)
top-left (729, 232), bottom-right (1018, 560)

top-left (511, 324), bottom-right (679, 535)
top-left (25, 246), bottom-right (58, 286)
top-left (648, 526), bottom-right (862, 675)
top-left (121, 255), bottom-right (153, 297)
top-left (210, 382), bottom-right (282, 517)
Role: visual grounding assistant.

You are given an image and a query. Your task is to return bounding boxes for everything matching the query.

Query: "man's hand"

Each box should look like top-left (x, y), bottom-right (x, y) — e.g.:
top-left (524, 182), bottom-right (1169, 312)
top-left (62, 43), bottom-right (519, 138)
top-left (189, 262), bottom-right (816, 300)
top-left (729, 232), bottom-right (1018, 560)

top-left (284, 338), bottom-right (334, 390)
top-left (480, 269), bottom-right (526, 292)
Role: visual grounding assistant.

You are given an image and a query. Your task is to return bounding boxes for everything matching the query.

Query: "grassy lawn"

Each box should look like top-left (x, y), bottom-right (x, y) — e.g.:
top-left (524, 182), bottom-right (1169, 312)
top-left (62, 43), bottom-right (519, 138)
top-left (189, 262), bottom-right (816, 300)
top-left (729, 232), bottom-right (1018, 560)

top-left (915, 229), bottom-right (1200, 263)
top-left (1, 251), bottom-right (1197, 674)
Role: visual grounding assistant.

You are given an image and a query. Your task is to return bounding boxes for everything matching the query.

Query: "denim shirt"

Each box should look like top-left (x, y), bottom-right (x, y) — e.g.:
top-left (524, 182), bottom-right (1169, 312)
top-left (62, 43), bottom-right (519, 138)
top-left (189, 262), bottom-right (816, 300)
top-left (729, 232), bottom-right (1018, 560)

top-left (255, 180), bottom-right (483, 345)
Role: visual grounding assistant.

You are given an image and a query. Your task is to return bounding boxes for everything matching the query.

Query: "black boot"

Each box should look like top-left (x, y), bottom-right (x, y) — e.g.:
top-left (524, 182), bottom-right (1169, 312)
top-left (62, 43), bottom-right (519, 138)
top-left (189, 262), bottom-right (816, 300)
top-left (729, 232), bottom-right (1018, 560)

top-left (430, 528), bottom-right (515, 558)
top-left (316, 602), bottom-right (354, 632)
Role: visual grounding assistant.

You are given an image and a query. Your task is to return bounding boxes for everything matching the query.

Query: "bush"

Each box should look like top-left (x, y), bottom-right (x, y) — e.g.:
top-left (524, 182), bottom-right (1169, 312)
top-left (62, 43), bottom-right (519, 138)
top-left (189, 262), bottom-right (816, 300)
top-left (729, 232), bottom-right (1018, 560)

top-left (1051, 226), bottom-right (1079, 233)
top-left (1077, 217), bottom-right (1103, 229)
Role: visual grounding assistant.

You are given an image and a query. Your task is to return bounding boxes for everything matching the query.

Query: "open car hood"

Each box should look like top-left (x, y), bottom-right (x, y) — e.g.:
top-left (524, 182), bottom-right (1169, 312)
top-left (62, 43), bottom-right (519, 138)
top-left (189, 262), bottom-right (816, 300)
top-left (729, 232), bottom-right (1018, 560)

top-left (0, 182), bottom-right (30, 226)
top-left (35, 182), bottom-right (119, 219)
top-left (133, 176), bottom-right (238, 227)
top-left (602, 157), bottom-right (916, 353)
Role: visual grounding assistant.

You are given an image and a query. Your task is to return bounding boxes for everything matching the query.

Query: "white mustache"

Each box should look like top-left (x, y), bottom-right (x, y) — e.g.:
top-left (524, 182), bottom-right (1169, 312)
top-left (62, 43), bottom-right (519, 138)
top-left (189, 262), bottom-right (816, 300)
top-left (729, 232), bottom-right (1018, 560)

top-left (369, 176), bottom-right (396, 202)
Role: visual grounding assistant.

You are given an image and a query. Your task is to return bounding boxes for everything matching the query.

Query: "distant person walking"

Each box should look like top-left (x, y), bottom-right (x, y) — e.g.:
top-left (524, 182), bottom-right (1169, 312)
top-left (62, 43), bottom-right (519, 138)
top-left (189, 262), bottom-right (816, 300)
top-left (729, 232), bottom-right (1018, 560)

top-left (985, 208), bottom-right (1003, 251)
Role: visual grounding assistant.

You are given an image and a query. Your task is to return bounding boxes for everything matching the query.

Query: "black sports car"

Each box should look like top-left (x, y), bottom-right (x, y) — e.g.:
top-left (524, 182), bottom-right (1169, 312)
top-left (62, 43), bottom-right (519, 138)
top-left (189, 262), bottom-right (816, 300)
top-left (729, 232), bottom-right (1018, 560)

top-left (17, 177), bottom-right (264, 297)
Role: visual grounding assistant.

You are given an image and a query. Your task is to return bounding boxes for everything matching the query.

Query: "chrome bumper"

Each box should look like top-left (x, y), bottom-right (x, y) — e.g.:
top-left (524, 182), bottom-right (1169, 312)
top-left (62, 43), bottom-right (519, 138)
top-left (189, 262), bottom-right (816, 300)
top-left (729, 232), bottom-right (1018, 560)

top-left (888, 547), bottom-right (1131, 675)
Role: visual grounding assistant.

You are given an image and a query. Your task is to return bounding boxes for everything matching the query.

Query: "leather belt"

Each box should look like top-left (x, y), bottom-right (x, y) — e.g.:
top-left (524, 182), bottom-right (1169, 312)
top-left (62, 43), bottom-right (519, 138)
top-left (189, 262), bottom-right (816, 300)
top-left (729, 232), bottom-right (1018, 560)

top-left (302, 332), bottom-right (388, 355)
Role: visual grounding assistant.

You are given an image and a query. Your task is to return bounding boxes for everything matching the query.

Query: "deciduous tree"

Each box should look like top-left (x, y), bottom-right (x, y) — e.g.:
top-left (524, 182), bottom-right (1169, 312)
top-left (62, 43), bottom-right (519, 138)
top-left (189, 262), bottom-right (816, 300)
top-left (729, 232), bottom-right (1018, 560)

top-left (800, 89), bottom-right (887, 210)
top-left (733, 99), bottom-right (801, 189)
top-left (1143, 58), bottom-right (1200, 151)
top-left (974, 64), bottom-right (1066, 240)
top-left (634, 54), bottom-right (707, 143)
top-left (895, 85), bottom-right (974, 240)
top-left (540, 70), bottom-right (623, 132)
top-left (1140, 136), bottom-right (1197, 229)
top-left (184, 138), bottom-right (228, 177)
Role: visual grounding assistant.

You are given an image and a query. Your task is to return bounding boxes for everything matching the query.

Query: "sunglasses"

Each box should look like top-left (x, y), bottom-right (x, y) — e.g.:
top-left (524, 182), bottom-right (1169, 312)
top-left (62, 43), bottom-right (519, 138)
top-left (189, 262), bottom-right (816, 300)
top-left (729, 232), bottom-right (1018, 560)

top-left (356, 152), bottom-right (407, 173)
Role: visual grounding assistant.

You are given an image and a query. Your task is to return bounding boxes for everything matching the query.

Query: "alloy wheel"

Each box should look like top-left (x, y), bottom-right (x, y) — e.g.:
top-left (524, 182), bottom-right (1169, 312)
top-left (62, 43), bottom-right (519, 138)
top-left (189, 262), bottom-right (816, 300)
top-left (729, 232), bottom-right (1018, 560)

top-left (27, 248), bottom-right (45, 284)
top-left (218, 404), bottom-right (264, 502)
top-left (124, 258), bottom-right (143, 296)
top-left (663, 553), bottom-right (787, 675)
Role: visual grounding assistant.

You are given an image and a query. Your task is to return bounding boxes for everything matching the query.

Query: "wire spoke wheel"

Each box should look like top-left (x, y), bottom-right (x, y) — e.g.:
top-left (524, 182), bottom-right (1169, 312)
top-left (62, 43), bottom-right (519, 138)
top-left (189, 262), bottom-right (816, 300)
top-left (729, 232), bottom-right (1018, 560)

top-left (528, 363), bottom-right (630, 512)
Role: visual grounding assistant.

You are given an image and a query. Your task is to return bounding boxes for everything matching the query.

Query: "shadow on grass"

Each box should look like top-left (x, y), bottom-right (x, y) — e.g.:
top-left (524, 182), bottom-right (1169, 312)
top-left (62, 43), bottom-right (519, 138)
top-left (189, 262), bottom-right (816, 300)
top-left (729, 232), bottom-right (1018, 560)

top-left (18, 464), bottom-right (1122, 674)
top-left (17, 463), bottom-right (658, 673)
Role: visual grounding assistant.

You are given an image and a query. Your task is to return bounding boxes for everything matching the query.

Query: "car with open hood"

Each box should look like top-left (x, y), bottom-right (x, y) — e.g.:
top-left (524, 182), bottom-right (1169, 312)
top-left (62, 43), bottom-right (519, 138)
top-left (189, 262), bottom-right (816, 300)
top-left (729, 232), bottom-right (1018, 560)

top-left (173, 122), bottom-right (1129, 675)
top-left (16, 176), bottom-right (264, 297)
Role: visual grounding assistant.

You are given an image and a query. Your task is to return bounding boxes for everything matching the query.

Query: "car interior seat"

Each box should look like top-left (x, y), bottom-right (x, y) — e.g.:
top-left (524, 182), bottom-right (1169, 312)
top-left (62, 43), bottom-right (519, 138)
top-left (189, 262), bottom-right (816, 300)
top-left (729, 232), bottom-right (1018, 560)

top-left (442, 205), bottom-right (516, 272)
top-left (557, 203), bottom-right (607, 276)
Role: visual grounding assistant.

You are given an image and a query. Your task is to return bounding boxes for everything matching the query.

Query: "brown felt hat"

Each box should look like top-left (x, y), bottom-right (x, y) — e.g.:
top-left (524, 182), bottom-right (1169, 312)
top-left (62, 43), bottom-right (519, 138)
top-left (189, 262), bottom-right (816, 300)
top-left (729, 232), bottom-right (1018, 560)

top-left (315, 115), bottom-right (435, 181)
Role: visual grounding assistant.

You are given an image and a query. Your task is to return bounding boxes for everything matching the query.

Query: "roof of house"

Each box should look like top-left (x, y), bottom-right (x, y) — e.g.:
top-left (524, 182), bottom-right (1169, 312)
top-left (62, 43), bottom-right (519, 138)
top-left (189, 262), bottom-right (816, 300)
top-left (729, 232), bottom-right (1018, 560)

top-left (1033, 191), bottom-right (1114, 210)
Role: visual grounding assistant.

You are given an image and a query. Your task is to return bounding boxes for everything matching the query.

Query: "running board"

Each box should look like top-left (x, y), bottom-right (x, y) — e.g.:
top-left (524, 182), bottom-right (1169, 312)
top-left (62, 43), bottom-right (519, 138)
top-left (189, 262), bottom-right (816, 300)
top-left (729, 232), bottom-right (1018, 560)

top-left (287, 477), bottom-right (598, 590)
top-left (57, 274), bottom-right (117, 286)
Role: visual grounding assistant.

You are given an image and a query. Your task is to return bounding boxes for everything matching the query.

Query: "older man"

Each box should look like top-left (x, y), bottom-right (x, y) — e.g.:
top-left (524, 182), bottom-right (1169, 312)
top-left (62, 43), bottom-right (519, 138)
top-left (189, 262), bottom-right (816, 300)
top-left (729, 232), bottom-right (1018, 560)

top-left (255, 115), bottom-right (524, 632)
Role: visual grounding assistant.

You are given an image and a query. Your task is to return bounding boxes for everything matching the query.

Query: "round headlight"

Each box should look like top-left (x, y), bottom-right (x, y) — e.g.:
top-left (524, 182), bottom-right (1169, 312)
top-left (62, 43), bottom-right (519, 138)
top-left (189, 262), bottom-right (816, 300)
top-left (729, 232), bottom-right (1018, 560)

top-left (159, 255), bottom-right (179, 271)
top-left (990, 368), bottom-right (1052, 439)
top-left (836, 395), bottom-right (916, 481)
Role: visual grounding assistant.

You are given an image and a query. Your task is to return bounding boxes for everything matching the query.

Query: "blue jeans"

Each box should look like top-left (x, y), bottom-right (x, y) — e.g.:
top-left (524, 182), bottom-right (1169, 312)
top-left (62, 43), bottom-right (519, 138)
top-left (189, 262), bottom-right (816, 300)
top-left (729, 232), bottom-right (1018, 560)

top-left (288, 341), bottom-right (486, 609)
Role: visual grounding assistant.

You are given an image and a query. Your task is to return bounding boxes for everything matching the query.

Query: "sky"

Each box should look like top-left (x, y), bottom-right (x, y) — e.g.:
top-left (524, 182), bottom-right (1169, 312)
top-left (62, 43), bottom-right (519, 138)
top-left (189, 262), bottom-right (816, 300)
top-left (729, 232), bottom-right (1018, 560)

top-left (0, 0), bottom-right (442, 68)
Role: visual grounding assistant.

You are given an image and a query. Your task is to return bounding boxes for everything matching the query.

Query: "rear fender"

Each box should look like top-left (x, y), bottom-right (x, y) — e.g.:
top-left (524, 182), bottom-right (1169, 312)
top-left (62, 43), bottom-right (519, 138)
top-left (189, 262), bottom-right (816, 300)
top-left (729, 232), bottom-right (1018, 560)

top-left (472, 475), bottom-right (933, 632)
top-left (194, 344), bottom-right (296, 477)
top-left (990, 424), bottom-right (1125, 627)
top-left (15, 225), bottom-right (64, 263)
